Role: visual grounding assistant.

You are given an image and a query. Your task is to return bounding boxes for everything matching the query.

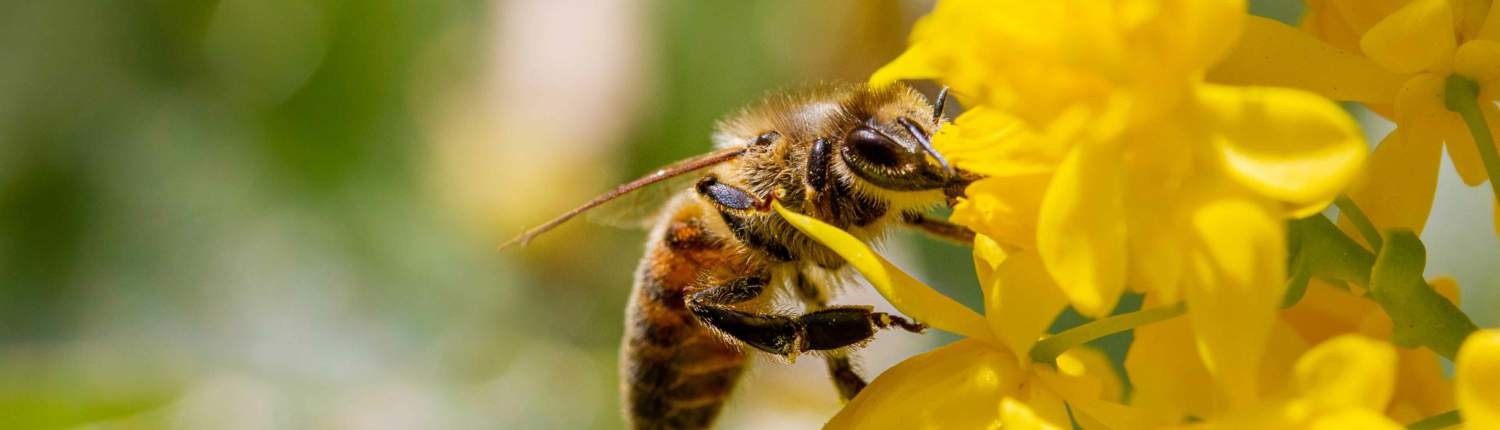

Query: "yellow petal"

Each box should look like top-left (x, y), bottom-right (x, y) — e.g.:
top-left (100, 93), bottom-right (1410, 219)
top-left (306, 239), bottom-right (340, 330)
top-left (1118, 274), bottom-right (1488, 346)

top-left (1477, 0), bottom-right (1500, 41)
top-left (977, 241), bottom-right (1068, 361)
top-left (1304, 409), bottom-right (1406, 430)
top-left (774, 201), bottom-right (995, 342)
top-left (826, 339), bottom-right (1025, 430)
top-left (1388, 348), bottom-right (1456, 422)
top-left (1340, 128), bottom-right (1442, 236)
top-left (1123, 127), bottom-right (1192, 300)
top-left (1456, 329), bottom-right (1500, 429)
top-left (1392, 73), bottom-right (1492, 186)
top-left (1125, 316), bottom-right (1218, 421)
top-left (952, 175), bottom-right (1050, 249)
top-left (869, 43), bottom-right (942, 89)
top-left (1455, 40), bottom-right (1500, 85)
top-left (1037, 143), bottom-right (1128, 318)
top-left (1195, 83), bottom-right (1367, 211)
top-left (1293, 335), bottom-right (1397, 413)
top-left (934, 107), bottom-right (1066, 177)
top-left (1208, 15), bottom-right (1404, 103)
top-left (999, 398), bottom-right (1066, 430)
top-left (1359, 0), bottom-right (1457, 75)
top-left (1182, 185), bottom-right (1286, 407)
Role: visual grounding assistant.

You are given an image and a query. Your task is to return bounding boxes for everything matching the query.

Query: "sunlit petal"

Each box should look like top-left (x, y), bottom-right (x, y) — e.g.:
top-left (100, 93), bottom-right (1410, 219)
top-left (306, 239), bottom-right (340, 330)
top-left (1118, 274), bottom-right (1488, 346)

top-left (1456, 329), bottom-right (1500, 429)
top-left (774, 202), bottom-right (994, 342)
top-left (1292, 335), bottom-right (1397, 412)
top-left (1359, 0), bottom-right (1457, 75)
top-left (1195, 84), bottom-right (1367, 211)
top-left (1125, 316), bottom-right (1217, 421)
top-left (999, 398), bottom-right (1066, 430)
top-left (1182, 184), bottom-right (1286, 407)
top-left (826, 339), bottom-right (1025, 430)
top-left (1209, 15), bottom-right (1403, 103)
top-left (976, 239), bottom-right (1068, 360)
top-left (952, 175), bottom-right (1050, 250)
top-left (1037, 143), bottom-right (1128, 318)
top-left (1340, 128), bottom-right (1442, 236)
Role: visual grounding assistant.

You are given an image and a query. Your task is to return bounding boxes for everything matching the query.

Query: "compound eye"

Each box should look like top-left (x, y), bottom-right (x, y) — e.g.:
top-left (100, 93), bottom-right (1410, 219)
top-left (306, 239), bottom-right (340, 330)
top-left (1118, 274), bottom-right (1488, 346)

top-left (846, 126), bottom-right (903, 167)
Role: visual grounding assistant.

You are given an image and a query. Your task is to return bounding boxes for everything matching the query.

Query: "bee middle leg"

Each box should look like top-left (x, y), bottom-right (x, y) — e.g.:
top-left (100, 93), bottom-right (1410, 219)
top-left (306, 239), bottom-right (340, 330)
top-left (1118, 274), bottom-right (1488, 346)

top-left (686, 277), bottom-right (923, 360)
top-left (792, 273), bottom-right (869, 402)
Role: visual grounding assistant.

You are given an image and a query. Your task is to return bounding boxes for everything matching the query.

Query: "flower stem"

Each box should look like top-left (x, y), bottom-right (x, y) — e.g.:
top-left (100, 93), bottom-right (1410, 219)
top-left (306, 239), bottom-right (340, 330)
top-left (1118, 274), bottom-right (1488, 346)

top-left (1334, 195), bottom-right (1382, 251)
top-left (1029, 302), bottom-right (1186, 365)
top-left (1443, 74), bottom-right (1500, 203)
top-left (1406, 410), bottom-right (1461, 430)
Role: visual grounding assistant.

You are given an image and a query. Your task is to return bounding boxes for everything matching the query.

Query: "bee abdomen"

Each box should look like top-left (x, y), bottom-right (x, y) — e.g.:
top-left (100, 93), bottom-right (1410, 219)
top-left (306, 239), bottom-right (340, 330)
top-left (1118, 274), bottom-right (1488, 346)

top-left (622, 210), bottom-right (751, 430)
top-left (623, 293), bottom-right (747, 430)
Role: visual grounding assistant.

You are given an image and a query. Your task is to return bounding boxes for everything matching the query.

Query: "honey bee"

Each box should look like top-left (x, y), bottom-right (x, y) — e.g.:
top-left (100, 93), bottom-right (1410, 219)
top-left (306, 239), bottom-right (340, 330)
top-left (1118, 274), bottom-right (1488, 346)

top-left (503, 82), bottom-right (977, 429)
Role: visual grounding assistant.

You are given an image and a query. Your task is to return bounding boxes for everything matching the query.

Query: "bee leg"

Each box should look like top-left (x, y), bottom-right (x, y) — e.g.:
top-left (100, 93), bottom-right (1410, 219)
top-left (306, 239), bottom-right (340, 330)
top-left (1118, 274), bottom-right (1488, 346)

top-left (789, 273), bottom-right (867, 401)
top-left (688, 279), bottom-right (924, 359)
top-left (901, 211), bottom-right (975, 245)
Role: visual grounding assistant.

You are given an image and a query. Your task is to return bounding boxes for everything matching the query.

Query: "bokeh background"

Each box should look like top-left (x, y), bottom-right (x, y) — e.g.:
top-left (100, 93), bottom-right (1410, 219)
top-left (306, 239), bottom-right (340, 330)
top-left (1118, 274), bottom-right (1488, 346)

top-left (2, 0), bottom-right (1495, 428)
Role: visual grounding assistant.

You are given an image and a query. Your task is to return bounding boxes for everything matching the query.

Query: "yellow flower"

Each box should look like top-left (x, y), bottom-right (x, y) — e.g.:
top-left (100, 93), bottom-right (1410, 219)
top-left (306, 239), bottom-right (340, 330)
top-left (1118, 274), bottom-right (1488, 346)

top-left (1456, 329), bottom-right (1500, 428)
top-left (1126, 280), bottom-right (1458, 422)
top-left (774, 203), bottom-right (1158, 430)
top-left (1209, 0), bottom-right (1500, 236)
top-left (1192, 335), bottom-right (1407, 429)
top-left (874, 0), bottom-right (1367, 406)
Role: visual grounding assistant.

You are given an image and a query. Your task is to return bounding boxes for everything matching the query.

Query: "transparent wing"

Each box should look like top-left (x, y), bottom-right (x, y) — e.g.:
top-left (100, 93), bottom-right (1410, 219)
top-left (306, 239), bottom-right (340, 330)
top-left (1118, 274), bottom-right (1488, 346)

top-left (583, 170), bottom-right (703, 229)
top-left (499, 146), bottom-right (744, 249)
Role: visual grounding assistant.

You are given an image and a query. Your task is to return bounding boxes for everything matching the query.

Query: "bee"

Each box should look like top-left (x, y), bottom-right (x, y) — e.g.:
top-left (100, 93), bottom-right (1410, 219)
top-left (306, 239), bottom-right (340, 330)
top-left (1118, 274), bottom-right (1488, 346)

top-left (503, 82), bottom-right (977, 429)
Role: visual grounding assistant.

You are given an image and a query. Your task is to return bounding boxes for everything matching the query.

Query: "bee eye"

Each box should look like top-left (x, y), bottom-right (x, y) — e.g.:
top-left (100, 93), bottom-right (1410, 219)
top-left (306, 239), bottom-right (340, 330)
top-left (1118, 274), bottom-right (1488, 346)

top-left (846, 126), bottom-right (902, 167)
top-left (754, 131), bottom-right (780, 146)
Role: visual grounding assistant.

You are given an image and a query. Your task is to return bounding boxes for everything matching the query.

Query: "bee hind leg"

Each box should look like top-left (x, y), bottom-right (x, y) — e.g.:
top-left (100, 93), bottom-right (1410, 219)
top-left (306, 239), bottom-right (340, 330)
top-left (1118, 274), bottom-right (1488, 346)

top-left (792, 272), bottom-right (868, 402)
top-left (687, 277), bottom-right (925, 361)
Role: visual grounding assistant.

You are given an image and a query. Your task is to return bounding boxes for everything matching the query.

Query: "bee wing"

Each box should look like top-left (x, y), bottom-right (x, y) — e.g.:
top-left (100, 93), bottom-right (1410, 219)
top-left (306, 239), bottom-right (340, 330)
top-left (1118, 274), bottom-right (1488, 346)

top-left (582, 169), bottom-right (702, 229)
top-left (499, 146), bottom-right (745, 250)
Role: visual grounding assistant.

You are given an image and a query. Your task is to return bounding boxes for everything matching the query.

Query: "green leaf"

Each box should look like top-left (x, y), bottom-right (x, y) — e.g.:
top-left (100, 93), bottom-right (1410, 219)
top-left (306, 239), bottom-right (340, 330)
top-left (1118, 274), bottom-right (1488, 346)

top-left (1369, 229), bottom-right (1478, 360)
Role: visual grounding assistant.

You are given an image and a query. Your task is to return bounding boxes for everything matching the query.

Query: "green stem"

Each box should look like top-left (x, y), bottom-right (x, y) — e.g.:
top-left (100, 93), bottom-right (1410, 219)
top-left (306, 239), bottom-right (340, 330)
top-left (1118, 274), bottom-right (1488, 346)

top-left (1444, 74), bottom-right (1500, 203)
top-left (1334, 195), bottom-right (1382, 251)
top-left (1029, 302), bottom-right (1187, 365)
top-left (1406, 410), bottom-right (1462, 430)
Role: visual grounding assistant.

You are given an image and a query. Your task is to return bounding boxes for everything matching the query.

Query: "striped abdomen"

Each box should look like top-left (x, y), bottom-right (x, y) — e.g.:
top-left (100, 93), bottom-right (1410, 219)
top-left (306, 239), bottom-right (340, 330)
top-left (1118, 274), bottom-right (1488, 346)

top-left (621, 209), bottom-right (755, 430)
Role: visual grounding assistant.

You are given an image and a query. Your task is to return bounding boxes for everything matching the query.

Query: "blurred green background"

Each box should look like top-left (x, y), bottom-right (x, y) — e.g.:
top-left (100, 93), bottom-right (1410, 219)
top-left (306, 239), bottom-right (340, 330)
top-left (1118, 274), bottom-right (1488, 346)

top-left (1, 0), bottom-right (1495, 429)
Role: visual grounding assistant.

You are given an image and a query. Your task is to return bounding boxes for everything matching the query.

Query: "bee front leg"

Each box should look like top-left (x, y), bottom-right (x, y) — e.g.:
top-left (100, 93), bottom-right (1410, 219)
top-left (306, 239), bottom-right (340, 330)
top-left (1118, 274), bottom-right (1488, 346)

top-left (902, 211), bottom-right (975, 245)
top-left (687, 278), bottom-right (924, 360)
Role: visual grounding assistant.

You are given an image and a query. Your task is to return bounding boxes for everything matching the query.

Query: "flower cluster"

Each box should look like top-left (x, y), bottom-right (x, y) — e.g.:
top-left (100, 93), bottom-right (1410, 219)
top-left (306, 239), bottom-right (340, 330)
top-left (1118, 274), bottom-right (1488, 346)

top-left (778, 0), bottom-right (1500, 428)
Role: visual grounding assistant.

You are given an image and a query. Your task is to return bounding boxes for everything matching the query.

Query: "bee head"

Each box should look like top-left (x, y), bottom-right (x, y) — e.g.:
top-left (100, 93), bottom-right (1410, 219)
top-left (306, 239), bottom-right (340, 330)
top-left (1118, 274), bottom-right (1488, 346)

top-left (838, 114), bottom-right (959, 192)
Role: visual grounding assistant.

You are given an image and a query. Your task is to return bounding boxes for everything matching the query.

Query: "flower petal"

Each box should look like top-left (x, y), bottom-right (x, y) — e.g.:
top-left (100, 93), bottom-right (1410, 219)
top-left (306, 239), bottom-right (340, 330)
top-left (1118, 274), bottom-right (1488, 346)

top-left (774, 201), bottom-right (995, 343)
top-left (1196, 83), bottom-right (1367, 211)
top-left (1036, 143), bottom-right (1128, 318)
top-left (953, 175), bottom-right (1050, 249)
top-left (1456, 329), bottom-right (1500, 429)
top-left (934, 107), bottom-right (1066, 177)
top-left (1359, 0), bottom-right (1457, 75)
top-left (999, 398), bottom-right (1066, 430)
top-left (1455, 40), bottom-right (1500, 86)
top-left (826, 339), bottom-right (1025, 430)
top-left (1182, 184), bottom-right (1286, 407)
top-left (1208, 15), bottom-right (1404, 104)
top-left (976, 239), bottom-right (1068, 360)
top-left (1339, 128), bottom-right (1442, 236)
top-left (868, 43), bottom-right (942, 88)
top-left (1124, 316), bottom-right (1217, 421)
top-left (1293, 335), bottom-right (1397, 413)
